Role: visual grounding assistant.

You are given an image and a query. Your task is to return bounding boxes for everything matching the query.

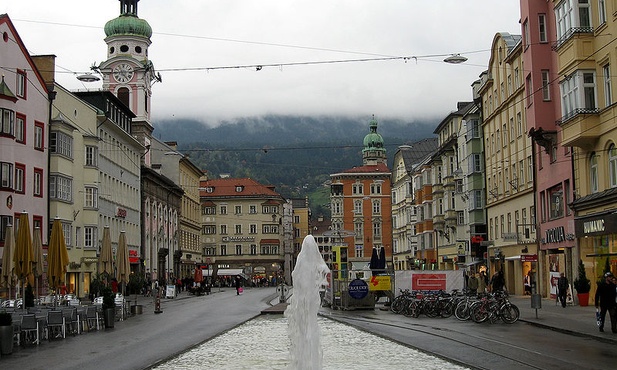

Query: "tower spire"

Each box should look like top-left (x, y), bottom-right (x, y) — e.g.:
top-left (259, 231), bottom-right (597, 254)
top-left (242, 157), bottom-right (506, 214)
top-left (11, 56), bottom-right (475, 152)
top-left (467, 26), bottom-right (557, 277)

top-left (120, 0), bottom-right (139, 16)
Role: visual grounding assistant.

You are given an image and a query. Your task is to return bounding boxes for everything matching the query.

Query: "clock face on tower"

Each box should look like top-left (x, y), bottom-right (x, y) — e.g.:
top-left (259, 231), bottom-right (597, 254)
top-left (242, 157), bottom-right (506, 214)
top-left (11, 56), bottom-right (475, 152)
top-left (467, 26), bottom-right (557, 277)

top-left (113, 63), bottom-right (134, 83)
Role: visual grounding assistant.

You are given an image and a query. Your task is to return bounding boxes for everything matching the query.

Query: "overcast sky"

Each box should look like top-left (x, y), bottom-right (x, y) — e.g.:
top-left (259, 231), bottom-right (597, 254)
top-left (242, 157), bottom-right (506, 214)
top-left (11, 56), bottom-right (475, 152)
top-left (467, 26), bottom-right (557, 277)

top-left (6, 1), bottom-right (521, 125)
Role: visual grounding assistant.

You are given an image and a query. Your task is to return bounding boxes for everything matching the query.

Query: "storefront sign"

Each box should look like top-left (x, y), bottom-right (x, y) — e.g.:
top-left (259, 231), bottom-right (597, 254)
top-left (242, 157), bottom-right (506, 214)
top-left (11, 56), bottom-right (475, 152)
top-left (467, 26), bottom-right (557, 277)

top-left (115, 207), bottom-right (127, 218)
top-left (575, 213), bottom-right (617, 237)
top-left (521, 254), bottom-right (538, 262)
top-left (544, 226), bottom-right (566, 244)
top-left (222, 236), bottom-right (255, 242)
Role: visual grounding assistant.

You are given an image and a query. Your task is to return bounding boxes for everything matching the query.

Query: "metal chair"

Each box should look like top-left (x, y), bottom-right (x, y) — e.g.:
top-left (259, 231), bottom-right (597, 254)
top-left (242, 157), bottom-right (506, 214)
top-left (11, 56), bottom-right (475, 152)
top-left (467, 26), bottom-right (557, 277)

top-left (85, 305), bottom-right (100, 331)
top-left (20, 314), bottom-right (40, 345)
top-left (46, 310), bottom-right (65, 339)
top-left (11, 313), bottom-right (21, 346)
top-left (62, 307), bottom-right (80, 335)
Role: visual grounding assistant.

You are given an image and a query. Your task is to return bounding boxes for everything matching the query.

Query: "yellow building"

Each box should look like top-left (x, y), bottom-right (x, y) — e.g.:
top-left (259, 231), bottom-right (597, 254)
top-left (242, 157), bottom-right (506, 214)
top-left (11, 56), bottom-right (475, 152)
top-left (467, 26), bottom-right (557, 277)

top-left (553, 0), bottom-right (617, 298)
top-left (479, 33), bottom-right (537, 294)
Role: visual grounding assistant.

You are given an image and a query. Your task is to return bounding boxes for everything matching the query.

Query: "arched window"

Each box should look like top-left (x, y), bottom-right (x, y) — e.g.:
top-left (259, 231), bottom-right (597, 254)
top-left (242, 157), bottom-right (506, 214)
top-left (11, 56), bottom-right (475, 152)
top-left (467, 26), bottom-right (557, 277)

top-left (590, 152), bottom-right (599, 193)
top-left (117, 87), bottom-right (130, 108)
top-left (609, 144), bottom-right (617, 188)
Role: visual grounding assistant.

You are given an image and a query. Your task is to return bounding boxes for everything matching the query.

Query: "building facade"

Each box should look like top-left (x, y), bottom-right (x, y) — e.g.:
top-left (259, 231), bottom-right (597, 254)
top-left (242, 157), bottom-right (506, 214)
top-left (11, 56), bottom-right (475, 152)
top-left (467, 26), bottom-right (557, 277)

top-left (199, 177), bottom-right (286, 285)
top-left (330, 118), bottom-right (393, 272)
top-left (0, 15), bottom-right (50, 295)
top-left (551, 0), bottom-right (617, 299)
top-left (479, 32), bottom-right (537, 295)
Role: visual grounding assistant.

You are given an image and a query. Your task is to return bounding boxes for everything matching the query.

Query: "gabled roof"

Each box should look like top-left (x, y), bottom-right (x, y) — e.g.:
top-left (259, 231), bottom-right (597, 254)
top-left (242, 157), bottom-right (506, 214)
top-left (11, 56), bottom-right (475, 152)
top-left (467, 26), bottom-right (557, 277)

top-left (400, 138), bottom-right (439, 172)
top-left (199, 178), bottom-right (284, 199)
top-left (0, 14), bottom-right (49, 97)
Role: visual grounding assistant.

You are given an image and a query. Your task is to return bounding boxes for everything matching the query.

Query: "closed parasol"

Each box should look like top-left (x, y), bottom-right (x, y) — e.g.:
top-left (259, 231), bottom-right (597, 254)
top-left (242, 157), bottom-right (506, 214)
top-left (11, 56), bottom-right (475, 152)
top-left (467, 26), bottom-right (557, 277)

top-left (32, 226), bottom-right (44, 299)
top-left (369, 247), bottom-right (379, 276)
top-left (98, 226), bottom-right (114, 283)
top-left (1, 224), bottom-right (15, 300)
top-left (116, 231), bottom-right (130, 291)
top-left (47, 218), bottom-right (69, 295)
top-left (194, 267), bottom-right (203, 283)
top-left (13, 212), bottom-right (34, 310)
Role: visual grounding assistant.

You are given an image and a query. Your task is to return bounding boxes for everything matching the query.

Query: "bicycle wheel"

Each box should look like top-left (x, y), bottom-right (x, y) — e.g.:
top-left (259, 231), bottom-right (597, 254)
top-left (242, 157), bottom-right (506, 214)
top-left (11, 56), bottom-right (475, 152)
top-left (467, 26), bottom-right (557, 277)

top-left (440, 301), bottom-right (454, 318)
top-left (470, 302), bottom-right (489, 323)
top-left (500, 303), bottom-right (520, 324)
top-left (390, 297), bottom-right (405, 314)
top-left (454, 301), bottom-right (470, 321)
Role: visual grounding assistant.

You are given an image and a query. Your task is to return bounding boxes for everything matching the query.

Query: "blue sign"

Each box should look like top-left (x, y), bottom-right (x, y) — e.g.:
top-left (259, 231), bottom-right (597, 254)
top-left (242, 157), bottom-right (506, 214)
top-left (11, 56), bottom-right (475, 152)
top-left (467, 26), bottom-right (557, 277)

top-left (348, 279), bottom-right (369, 299)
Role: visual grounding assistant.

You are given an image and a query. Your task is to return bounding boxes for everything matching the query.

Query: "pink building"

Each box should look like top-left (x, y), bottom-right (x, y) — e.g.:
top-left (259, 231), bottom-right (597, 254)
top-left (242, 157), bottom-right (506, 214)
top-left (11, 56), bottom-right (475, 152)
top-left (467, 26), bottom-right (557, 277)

top-left (0, 15), bottom-right (50, 251)
top-left (520, 1), bottom-right (576, 296)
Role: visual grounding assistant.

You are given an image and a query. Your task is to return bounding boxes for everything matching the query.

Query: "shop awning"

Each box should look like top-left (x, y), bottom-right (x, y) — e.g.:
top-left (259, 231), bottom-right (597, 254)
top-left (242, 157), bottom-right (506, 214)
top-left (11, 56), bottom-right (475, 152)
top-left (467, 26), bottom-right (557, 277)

top-left (505, 255), bottom-right (521, 261)
top-left (216, 268), bottom-right (244, 276)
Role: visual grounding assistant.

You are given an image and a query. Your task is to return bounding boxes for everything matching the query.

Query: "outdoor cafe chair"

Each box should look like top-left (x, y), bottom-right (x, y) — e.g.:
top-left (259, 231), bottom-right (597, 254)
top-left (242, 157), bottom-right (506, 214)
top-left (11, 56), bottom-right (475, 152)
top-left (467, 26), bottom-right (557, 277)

top-left (85, 305), bottom-right (100, 331)
top-left (62, 307), bottom-right (80, 335)
top-left (20, 314), bottom-right (40, 346)
top-left (11, 312), bottom-right (21, 346)
top-left (46, 310), bottom-right (65, 340)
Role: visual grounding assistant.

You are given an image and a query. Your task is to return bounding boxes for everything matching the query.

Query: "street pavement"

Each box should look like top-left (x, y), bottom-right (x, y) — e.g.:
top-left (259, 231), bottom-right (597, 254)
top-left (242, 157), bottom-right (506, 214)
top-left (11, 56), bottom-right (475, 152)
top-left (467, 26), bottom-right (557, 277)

top-left (2, 288), bottom-right (615, 369)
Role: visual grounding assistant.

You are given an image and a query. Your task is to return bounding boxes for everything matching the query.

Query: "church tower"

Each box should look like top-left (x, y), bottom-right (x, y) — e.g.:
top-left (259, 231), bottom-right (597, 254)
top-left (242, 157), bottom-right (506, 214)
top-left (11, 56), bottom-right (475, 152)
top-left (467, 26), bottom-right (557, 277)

top-left (362, 116), bottom-right (387, 165)
top-left (98, 0), bottom-right (160, 163)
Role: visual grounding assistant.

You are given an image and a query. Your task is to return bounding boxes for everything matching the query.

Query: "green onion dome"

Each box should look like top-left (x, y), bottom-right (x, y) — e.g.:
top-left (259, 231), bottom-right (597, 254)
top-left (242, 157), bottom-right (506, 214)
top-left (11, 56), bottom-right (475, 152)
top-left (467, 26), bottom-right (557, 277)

top-left (105, 14), bottom-right (152, 38)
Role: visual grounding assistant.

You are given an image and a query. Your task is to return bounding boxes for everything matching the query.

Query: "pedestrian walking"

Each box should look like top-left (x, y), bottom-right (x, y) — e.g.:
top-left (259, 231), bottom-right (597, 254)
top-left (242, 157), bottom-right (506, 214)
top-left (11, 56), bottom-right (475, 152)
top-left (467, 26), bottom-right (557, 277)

top-left (595, 272), bottom-right (617, 333)
top-left (467, 273), bottom-right (479, 295)
top-left (557, 272), bottom-right (569, 308)
top-left (524, 272), bottom-right (532, 295)
top-left (490, 270), bottom-right (506, 293)
top-left (235, 275), bottom-right (242, 295)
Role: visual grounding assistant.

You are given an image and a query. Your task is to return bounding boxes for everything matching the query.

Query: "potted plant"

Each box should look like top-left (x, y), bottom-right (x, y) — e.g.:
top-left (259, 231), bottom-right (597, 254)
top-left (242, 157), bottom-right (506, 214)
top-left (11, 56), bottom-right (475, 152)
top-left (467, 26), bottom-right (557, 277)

top-left (573, 259), bottom-right (591, 306)
top-left (0, 310), bottom-right (13, 355)
top-left (101, 286), bottom-right (115, 328)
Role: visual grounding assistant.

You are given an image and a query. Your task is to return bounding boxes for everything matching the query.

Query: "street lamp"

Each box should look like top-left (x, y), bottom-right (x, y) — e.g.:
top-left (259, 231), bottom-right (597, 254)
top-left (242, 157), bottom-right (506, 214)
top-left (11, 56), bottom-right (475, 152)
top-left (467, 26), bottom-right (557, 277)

top-left (443, 54), bottom-right (468, 64)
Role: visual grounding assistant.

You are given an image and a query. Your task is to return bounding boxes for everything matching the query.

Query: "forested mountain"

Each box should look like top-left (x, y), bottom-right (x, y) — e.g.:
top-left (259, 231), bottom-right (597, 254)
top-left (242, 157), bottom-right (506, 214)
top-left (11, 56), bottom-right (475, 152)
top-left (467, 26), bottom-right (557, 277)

top-left (152, 115), bottom-right (437, 217)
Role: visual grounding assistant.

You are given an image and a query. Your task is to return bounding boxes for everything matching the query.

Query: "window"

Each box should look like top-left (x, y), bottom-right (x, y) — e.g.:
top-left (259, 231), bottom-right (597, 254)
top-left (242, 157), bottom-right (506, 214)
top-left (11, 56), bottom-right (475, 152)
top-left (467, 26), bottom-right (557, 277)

top-left (468, 154), bottom-right (482, 173)
top-left (604, 64), bottom-right (612, 107)
top-left (85, 146), bottom-right (98, 166)
top-left (373, 222), bottom-right (381, 237)
top-left (220, 225), bottom-right (227, 235)
top-left (599, 0), bottom-right (607, 24)
top-left (61, 222), bottom-right (71, 248)
top-left (455, 179), bottom-right (464, 193)
top-left (250, 224), bottom-right (257, 234)
top-left (523, 19), bottom-right (530, 48)
top-left (250, 244), bottom-right (257, 255)
top-left (202, 225), bottom-right (216, 234)
top-left (220, 206), bottom-right (227, 215)
top-left (528, 156), bottom-right (533, 182)
top-left (85, 226), bottom-right (97, 249)
top-left (509, 118), bottom-right (514, 141)
top-left (50, 131), bottom-right (73, 158)
top-left (1, 162), bottom-right (13, 189)
top-left (1, 108), bottom-right (14, 136)
top-left (354, 200), bottom-right (362, 214)
top-left (556, 0), bottom-right (592, 42)
top-left (457, 211), bottom-right (465, 225)
top-left (202, 206), bottom-right (215, 215)
top-left (15, 114), bottom-right (25, 143)
top-left (468, 119), bottom-right (480, 138)
top-left (372, 200), bottom-right (381, 214)
top-left (294, 215), bottom-right (300, 224)
top-left (235, 205), bottom-right (242, 214)
top-left (539, 14), bottom-right (547, 43)
top-left (609, 145), bottom-right (617, 188)
top-left (34, 121), bottom-right (44, 150)
top-left (561, 70), bottom-right (597, 119)
top-left (14, 163), bottom-right (24, 193)
top-left (517, 112), bottom-right (522, 137)
top-left (549, 184), bottom-right (564, 219)
top-left (590, 152), bottom-right (599, 193)
top-left (33, 168), bottom-right (42, 197)
top-left (16, 69), bottom-right (26, 98)
top-left (249, 205), bottom-right (257, 214)
top-left (84, 187), bottom-right (98, 208)
top-left (526, 75), bottom-right (533, 106)
top-left (235, 245), bottom-right (242, 255)
top-left (220, 245), bottom-right (227, 256)
top-left (49, 175), bottom-right (72, 202)
top-left (471, 190), bottom-right (483, 209)
top-left (355, 245), bottom-right (364, 258)
top-left (235, 224), bottom-right (242, 234)
top-left (370, 183), bottom-right (382, 194)
top-left (542, 70), bottom-right (551, 101)
top-left (262, 224), bottom-right (279, 234)
top-left (352, 183), bottom-right (363, 195)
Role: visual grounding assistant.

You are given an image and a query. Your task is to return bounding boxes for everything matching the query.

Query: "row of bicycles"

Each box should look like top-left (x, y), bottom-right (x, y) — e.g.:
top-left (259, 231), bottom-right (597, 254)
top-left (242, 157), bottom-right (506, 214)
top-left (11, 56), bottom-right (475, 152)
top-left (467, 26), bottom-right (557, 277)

top-left (390, 288), bottom-right (520, 324)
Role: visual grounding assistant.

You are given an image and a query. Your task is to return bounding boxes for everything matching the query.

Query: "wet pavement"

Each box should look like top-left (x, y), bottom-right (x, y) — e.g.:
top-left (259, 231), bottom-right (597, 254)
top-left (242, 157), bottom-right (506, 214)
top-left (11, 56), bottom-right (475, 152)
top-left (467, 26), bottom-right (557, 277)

top-left (1, 288), bottom-right (615, 369)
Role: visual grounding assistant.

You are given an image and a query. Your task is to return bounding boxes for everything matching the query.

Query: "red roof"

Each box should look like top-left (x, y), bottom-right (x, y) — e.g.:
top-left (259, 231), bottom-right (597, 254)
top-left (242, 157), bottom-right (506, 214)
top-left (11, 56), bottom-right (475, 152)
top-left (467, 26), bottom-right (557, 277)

top-left (336, 162), bottom-right (391, 175)
top-left (200, 178), bottom-right (283, 198)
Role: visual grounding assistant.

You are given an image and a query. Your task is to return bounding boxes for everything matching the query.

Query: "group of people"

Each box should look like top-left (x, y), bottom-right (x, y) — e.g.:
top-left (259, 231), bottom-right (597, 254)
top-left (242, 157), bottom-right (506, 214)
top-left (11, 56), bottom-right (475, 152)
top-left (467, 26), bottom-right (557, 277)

top-left (466, 270), bottom-right (506, 295)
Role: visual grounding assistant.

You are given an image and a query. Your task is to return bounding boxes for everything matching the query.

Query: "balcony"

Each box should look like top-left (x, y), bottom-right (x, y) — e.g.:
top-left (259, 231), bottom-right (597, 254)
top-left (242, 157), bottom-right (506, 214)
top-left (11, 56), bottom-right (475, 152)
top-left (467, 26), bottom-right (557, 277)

top-left (558, 110), bottom-right (600, 148)
top-left (443, 175), bottom-right (455, 190)
top-left (432, 183), bottom-right (444, 196)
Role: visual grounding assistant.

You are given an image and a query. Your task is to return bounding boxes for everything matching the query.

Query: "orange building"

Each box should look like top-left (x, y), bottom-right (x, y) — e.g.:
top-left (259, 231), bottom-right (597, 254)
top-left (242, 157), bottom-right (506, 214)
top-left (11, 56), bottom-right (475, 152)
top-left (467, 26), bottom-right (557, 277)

top-left (329, 117), bottom-right (392, 270)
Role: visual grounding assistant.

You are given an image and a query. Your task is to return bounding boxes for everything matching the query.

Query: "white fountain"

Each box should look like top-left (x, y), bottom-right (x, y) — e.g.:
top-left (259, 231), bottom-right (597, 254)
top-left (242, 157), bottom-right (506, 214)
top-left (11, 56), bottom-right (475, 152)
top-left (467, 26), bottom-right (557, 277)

top-left (285, 235), bottom-right (331, 370)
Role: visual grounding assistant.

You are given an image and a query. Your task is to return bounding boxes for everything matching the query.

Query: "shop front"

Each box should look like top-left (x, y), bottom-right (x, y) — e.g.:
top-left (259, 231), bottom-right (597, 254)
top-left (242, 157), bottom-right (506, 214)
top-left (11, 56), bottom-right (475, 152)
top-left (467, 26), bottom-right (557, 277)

top-left (575, 211), bottom-right (617, 300)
